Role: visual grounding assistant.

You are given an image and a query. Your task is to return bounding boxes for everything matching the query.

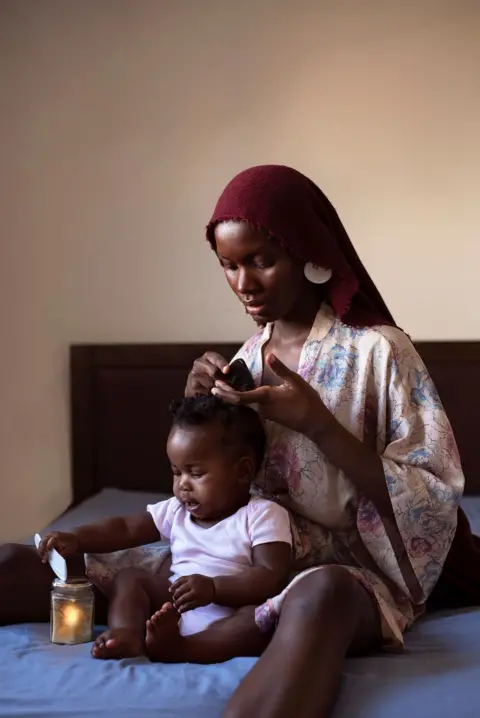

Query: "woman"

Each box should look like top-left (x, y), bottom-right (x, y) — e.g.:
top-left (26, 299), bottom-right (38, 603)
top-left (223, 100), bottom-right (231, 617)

top-left (0, 165), bottom-right (474, 717)
top-left (184, 164), bottom-right (465, 718)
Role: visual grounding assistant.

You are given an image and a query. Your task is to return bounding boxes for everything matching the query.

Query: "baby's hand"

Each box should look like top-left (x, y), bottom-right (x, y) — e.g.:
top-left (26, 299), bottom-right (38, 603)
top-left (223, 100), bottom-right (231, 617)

top-left (38, 531), bottom-right (80, 562)
top-left (169, 574), bottom-right (215, 613)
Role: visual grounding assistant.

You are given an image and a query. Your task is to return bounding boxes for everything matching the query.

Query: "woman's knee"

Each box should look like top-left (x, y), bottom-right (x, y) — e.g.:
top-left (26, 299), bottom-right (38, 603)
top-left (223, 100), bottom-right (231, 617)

top-left (0, 543), bottom-right (39, 573)
top-left (283, 566), bottom-right (362, 622)
top-left (0, 544), bottom-right (19, 567)
top-left (0, 544), bottom-right (53, 624)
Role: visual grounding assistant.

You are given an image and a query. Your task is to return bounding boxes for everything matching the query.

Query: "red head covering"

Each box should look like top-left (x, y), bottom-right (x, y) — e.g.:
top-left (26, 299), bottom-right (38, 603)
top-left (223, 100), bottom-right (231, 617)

top-left (206, 165), bottom-right (395, 328)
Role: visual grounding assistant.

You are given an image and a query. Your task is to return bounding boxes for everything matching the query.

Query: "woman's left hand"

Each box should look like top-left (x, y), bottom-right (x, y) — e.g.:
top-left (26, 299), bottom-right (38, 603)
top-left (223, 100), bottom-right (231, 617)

top-left (212, 353), bottom-right (334, 437)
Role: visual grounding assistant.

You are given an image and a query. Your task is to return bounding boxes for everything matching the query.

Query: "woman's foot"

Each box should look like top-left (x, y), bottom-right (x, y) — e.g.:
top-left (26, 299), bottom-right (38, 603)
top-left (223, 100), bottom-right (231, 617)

top-left (145, 602), bottom-right (185, 662)
top-left (91, 627), bottom-right (145, 660)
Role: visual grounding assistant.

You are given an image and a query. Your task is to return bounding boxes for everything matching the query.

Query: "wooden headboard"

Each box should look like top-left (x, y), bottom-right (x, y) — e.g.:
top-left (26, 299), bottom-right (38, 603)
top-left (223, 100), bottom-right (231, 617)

top-left (70, 342), bottom-right (480, 505)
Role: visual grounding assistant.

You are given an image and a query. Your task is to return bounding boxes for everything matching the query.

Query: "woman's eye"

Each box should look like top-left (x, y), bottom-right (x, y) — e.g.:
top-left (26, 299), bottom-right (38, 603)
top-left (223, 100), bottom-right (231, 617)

top-left (253, 257), bottom-right (275, 269)
top-left (223, 262), bottom-right (238, 272)
top-left (218, 257), bottom-right (237, 271)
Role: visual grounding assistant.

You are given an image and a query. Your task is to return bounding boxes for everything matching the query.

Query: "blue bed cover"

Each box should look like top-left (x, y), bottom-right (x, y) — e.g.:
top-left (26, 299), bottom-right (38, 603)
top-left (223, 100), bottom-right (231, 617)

top-left (1, 489), bottom-right (479, 718)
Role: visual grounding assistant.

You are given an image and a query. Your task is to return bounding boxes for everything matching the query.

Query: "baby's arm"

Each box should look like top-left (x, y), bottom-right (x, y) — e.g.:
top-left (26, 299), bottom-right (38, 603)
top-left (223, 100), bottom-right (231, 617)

top-left (71, 513), bottom-right (159, 553)
top-left (38, 513), bottom-right (160, 559)
top-left (171, 541), bottom-right (291, 612)
top-left (213, 541), bottom-right (292, 607)
top-left (38, 498), bottom-right (176, 559)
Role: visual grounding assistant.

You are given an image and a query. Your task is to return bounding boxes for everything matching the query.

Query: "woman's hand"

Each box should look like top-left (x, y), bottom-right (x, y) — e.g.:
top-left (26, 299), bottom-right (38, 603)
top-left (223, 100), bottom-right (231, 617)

top-left (185, 352), bottom-right (230, 397)
top-left (38, 531), bottom-right (80, 562)
top-left (212, 353), bottom-right (334, 437)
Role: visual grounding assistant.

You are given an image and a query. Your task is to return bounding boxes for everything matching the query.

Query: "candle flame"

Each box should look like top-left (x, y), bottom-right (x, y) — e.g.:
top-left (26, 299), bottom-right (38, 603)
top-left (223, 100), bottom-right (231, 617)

top-left (63, 604), bottom-right (80, 626)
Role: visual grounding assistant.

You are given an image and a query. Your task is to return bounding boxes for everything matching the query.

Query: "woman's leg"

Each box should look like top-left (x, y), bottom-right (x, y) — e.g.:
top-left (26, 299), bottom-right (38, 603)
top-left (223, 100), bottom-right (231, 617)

top-left (0, 544), bottom-right (52, 624)
top-left (223, 565), bottom-right (382, 718)
top-left (92, 567), bottom-right (171, 659)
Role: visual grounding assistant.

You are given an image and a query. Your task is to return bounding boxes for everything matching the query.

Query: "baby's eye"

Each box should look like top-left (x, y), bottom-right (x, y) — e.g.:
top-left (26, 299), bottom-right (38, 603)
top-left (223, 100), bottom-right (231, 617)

top-left (190, 471), bottom-right (204, 478)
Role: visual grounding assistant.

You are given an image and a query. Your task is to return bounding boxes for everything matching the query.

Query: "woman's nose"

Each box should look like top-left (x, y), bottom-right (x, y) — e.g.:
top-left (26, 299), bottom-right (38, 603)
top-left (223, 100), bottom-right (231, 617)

top-left (236, 267), bottom-right (257, 295)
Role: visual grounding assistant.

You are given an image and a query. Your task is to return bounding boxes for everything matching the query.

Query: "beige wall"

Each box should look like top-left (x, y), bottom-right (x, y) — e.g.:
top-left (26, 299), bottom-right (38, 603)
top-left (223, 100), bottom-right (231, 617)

top-left (1, 0), bottom-right (479, 541)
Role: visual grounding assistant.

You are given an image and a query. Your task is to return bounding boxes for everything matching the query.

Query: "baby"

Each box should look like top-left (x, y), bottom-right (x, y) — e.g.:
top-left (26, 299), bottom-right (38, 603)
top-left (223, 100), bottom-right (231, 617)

top-left (38, 395), bottom-right (292, 661)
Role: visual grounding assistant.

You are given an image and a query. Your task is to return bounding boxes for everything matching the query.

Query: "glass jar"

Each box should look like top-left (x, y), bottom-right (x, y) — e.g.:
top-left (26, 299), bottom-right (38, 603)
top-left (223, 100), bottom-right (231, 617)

top-left (50, 578), bottom-right (94, 645)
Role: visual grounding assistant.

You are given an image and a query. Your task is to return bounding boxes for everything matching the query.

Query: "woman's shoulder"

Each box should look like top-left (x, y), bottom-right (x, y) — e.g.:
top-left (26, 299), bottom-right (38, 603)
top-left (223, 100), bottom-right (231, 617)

top-left (323, 320), bottom-right (424, 386)
top-left (365, 324), bottom-right (416, 353)
top-left (335, 319), bottom-right (418, 362)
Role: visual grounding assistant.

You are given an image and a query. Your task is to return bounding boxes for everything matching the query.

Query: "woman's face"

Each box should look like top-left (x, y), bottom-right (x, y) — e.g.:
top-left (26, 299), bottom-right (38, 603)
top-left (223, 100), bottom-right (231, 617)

top-left (214, 221), bottom-right (308, 324)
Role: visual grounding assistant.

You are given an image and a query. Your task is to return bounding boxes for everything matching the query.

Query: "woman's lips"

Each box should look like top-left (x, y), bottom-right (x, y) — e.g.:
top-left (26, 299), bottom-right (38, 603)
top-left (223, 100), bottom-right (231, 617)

top-left (245, 304), bottom-right (266, 316)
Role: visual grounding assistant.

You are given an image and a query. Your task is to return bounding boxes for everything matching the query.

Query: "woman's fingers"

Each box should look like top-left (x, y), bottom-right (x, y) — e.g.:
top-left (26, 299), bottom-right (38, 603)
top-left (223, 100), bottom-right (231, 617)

top-left (207, 352), bottom-right (230, 374)
top-left (186, 353), bottom-right (230, 397)
top-left (193, 353), bottom-right (229, 379)
top-left (212, 384), bottom-right (271, 406)
top-left (189, 376), bottom-right (215, 395)
top-left (213, 379), bottom-right (234, 392)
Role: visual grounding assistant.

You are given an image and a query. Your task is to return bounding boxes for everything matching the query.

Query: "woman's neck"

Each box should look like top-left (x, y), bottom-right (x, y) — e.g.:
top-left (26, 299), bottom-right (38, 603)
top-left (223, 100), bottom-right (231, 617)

top-left (272, 288), bottom-right (323, 346)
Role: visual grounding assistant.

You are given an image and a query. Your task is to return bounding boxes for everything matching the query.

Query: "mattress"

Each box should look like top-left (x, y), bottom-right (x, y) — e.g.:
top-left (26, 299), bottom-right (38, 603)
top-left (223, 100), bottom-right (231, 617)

top-left (0, 489), bottom-right (479, 718)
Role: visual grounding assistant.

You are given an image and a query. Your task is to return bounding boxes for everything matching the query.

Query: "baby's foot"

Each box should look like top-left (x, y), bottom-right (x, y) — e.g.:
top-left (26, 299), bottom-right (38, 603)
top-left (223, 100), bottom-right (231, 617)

top-left (91, 627), bottom-right (144, 660)
top-left (145, 602), bottom-right (185, 662)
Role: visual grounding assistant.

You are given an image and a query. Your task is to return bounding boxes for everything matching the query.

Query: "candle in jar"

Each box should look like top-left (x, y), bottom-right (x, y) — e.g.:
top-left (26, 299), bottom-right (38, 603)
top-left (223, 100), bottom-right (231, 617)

top-left (50, 578), bottom-right (94, 644)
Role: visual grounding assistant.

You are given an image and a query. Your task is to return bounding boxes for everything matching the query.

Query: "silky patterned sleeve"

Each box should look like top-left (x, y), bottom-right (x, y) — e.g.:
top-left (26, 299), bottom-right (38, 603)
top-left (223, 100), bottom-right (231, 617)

top-left (356, 328), bottom-right (464, 603)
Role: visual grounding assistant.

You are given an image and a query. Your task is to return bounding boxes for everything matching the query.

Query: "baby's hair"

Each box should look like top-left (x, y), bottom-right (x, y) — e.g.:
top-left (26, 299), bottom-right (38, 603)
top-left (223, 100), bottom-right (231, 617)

top-left (169, 395), bottom-right (266, 471)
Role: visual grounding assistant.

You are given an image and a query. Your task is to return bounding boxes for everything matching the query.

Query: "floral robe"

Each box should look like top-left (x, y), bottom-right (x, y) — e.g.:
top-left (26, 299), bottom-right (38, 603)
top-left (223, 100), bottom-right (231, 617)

top-left (234, 303), bottom-right (464, 646)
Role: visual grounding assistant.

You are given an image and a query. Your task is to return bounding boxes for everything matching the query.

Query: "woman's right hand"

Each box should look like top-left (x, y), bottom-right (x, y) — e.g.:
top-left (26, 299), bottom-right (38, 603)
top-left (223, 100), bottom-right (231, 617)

top-left (38, 531), bottom-right (81, 562)
top-left (185, 352), bottom-right (230, 397)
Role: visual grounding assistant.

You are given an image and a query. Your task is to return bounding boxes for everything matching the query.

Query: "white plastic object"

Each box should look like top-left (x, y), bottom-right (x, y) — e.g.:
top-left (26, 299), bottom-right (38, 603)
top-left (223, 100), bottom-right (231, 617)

top-left (34, 533), bottom-right (68, 582)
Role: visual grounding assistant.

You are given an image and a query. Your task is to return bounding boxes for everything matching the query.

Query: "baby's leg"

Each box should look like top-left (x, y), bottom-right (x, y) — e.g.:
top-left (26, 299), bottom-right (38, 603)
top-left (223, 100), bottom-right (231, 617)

top-left (92, 568), bottom-right (171, 659)
top-left (145, 603), bottom-right (269, 663)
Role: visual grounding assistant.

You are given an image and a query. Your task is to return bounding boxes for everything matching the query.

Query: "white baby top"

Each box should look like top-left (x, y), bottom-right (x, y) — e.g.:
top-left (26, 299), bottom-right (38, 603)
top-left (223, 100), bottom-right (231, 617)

top-left (147, 496), bottom-right (292, 636)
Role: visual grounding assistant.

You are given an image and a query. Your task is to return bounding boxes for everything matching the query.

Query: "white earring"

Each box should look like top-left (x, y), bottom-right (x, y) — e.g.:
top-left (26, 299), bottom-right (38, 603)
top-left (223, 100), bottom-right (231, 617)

top-left (304, 263), bottom-right (332, 284)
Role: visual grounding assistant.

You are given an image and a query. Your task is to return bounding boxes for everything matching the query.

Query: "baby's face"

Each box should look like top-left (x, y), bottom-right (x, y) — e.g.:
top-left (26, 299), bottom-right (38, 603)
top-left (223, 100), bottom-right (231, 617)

top-left (167, 421), bottom-right (250, 521)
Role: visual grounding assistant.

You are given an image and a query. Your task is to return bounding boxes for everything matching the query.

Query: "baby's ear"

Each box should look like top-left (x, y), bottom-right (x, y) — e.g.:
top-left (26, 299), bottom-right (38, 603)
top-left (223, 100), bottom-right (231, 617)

top-left (235, 455), bottom-right (256, 485)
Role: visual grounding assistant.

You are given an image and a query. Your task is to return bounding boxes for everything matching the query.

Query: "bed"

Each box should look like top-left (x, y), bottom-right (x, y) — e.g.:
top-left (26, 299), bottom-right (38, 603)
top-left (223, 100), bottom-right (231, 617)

top-left (1, 341), bottom-right (480, 718)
